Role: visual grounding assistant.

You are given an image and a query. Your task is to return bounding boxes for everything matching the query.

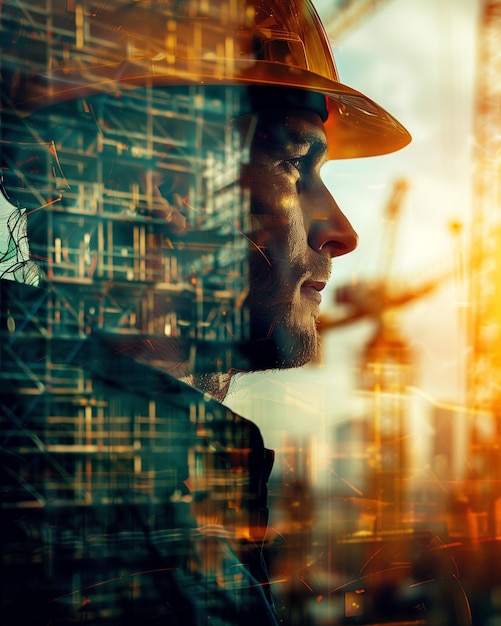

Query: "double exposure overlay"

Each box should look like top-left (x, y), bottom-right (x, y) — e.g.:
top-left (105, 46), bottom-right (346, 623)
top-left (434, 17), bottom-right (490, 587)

top-left (3, 1), bottom-right (501, 626)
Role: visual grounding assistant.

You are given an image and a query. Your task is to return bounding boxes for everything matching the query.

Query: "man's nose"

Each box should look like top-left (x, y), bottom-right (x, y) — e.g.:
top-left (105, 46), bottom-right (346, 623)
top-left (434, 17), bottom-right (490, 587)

top-left (307, 182), bottom-right (358, 258)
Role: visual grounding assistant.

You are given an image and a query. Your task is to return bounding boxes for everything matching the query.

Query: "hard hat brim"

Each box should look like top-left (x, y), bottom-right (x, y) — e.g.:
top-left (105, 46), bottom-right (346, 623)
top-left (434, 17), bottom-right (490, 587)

top-left (238, 62), bottom-right (412, 159)
top-left (6, 58), bottom-right (411, 160)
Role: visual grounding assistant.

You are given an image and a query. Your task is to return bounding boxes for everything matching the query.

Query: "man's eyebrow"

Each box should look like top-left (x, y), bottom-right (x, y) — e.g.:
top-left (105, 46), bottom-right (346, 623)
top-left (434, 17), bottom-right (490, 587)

top-left (289, 130), bottom-right (328, 153)
top-left (260, 128), bottom-right (328, 155)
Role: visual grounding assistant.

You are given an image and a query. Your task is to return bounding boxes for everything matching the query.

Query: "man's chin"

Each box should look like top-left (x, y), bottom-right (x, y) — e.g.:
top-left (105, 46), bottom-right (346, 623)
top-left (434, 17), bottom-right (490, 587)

top-left (242, 321), bottom-right (320, 372)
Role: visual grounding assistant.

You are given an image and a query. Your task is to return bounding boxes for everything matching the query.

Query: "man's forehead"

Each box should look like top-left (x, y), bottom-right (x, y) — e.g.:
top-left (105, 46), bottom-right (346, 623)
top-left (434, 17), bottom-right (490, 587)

top-left (252, 109), bottom-right (328, 151)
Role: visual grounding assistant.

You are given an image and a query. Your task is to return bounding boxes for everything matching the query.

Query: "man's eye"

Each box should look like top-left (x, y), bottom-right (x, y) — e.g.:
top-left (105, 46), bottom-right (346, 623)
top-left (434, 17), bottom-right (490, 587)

top-left (286, 156), bottom-right (305, 173)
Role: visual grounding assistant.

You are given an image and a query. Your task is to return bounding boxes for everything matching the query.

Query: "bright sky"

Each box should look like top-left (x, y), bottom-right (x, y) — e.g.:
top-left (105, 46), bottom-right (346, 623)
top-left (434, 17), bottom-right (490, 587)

top-left (226, 0), bottom-right (482, 464)
top-left (318, 0), bottom-right (480, 401)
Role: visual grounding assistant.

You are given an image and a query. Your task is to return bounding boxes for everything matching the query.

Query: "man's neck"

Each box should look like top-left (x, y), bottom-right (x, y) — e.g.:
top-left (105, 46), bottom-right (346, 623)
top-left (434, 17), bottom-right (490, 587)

top-left (188, 372), bottom-right (234, 402)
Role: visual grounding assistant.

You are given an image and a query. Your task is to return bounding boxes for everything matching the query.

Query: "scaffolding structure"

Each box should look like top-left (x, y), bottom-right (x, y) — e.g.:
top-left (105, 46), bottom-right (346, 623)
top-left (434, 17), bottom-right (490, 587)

top-left (0, 3), bottom-right (260, 620)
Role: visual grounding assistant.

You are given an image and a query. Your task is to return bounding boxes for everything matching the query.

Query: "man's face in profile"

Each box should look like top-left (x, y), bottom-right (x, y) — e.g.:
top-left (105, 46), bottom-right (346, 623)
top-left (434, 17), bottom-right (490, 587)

top-left (0, 89), bottom-right (358, 376)
top-left (241, 109), bottom-right (358, 371)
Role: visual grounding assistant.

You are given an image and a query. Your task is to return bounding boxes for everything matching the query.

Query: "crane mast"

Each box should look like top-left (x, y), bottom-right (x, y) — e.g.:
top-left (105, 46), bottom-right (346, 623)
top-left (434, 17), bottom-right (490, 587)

top-left (467, 1), bottom-right (501, 488)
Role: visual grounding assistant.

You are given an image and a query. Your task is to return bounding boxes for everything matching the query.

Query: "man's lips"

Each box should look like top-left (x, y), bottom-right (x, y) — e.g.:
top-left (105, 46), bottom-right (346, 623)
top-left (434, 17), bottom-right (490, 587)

top-left (302, 280), bottom-right (327, 292)
top-left (301, 280), bottom-right (327, 303)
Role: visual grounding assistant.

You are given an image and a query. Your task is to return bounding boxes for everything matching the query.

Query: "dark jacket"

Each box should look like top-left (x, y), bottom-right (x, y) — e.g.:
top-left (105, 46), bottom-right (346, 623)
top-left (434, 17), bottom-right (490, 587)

top-left (0, 280), bottom-right (277, 625)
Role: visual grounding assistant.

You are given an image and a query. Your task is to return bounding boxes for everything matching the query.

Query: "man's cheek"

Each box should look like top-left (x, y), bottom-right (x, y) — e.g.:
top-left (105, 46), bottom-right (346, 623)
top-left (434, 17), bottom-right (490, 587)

top-left (248, 213), bottom-right (292, 242)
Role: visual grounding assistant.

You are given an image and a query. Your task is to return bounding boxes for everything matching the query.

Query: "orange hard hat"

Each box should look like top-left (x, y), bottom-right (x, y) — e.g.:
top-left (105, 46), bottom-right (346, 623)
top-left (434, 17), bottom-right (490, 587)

top-left (1, 0), bottom-right (410, 159)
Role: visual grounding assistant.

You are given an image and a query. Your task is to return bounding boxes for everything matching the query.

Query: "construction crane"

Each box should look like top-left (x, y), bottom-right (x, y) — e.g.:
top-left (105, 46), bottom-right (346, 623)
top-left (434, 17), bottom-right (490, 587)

top-left (468, 0), bottom-right (501, 422)
top-left (318, 179), bottom-right (414, 533)
top-left (465, 0), bottom-right (501, 534)
top-left (318, 178), bottom-right (453, 332)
